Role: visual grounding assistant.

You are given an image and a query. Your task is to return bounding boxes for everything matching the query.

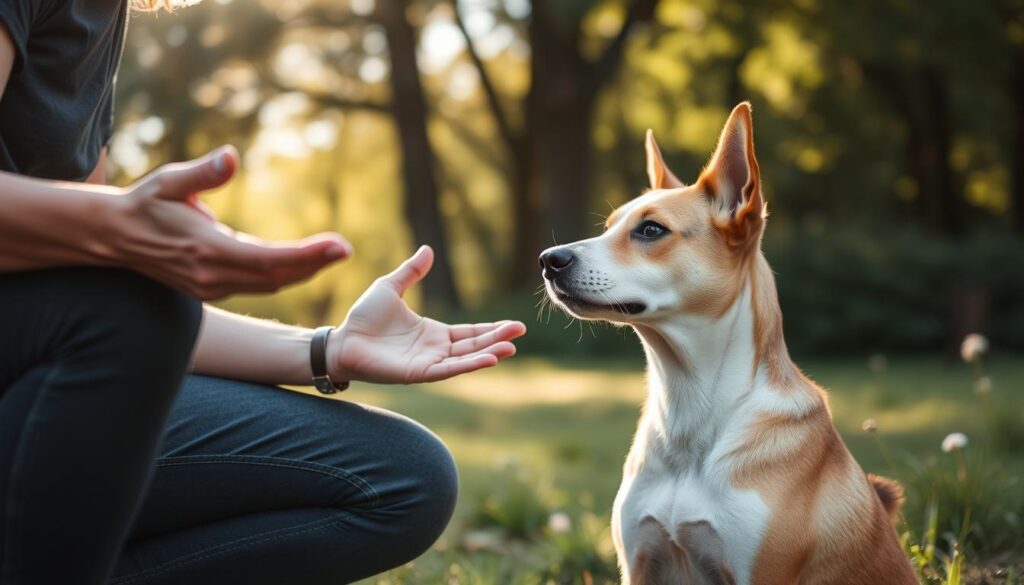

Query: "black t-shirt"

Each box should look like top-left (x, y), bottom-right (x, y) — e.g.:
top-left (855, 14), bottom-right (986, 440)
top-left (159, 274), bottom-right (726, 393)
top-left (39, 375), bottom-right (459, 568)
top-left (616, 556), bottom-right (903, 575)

top-left (0, 0), bottom-right (128, 181)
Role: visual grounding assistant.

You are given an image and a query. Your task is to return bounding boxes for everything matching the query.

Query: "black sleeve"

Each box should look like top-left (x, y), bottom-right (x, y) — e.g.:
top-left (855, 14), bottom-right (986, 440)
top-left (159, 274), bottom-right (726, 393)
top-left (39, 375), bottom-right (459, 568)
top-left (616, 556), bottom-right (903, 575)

top-left (99, 89), bottom-right (114, 147)
top-left (0, 0), bottom-right (50, 72)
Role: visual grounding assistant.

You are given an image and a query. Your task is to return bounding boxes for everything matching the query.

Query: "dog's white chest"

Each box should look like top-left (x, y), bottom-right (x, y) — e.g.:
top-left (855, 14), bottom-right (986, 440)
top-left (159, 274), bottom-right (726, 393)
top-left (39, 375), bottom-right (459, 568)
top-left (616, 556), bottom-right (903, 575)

top-left (615, 464), bottom-right (770, 584)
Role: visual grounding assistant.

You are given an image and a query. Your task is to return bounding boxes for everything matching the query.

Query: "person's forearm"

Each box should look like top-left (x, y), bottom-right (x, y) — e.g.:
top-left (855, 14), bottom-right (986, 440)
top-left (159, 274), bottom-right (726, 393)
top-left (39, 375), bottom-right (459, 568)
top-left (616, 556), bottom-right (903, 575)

top-left (191, 305), bottom-right (316, 386)
top-left (0, 171), bottom-right (118, 272)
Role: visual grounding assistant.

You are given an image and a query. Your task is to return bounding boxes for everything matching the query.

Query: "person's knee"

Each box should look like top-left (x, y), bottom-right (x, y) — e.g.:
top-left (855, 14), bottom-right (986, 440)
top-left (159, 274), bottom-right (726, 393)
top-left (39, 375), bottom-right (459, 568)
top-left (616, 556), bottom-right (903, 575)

top-left (383, 419), bottom-right (459, 559)
top-left (409, 423), bottom-right (459, 530)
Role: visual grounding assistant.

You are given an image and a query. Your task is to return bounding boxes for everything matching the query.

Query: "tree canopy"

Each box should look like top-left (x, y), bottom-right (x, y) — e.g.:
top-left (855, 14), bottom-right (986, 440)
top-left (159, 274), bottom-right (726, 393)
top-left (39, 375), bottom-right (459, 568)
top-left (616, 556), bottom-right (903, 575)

top-left (112, 0), bottom-right (1024, 351)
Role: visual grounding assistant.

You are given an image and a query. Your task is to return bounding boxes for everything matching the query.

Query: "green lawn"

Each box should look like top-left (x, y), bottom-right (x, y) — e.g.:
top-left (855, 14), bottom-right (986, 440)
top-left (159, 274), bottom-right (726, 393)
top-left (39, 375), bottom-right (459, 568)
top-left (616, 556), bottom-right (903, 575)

top-left (334, 354), bottom-right (1024, 584)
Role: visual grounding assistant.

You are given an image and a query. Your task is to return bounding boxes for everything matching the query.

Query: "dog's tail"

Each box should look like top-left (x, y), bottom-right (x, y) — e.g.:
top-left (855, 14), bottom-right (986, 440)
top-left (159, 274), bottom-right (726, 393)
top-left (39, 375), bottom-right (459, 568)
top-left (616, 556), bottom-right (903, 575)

top-left (868, 474), bottom-right (905, 521)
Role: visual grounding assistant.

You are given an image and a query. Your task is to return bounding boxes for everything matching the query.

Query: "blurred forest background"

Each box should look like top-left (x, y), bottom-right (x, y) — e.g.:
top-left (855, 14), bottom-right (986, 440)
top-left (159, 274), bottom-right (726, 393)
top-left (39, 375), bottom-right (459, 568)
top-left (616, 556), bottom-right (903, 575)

top-left (113, 0), bottom-right (1024, 358)
top-left (111, 1), bottom-right (1024, 582)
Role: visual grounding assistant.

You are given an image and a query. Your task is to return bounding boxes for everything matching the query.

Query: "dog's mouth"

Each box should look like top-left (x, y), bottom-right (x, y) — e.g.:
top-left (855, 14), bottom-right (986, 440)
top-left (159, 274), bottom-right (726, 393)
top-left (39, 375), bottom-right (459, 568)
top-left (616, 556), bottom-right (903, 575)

top-left (551, 288), bottom-right (646, 316)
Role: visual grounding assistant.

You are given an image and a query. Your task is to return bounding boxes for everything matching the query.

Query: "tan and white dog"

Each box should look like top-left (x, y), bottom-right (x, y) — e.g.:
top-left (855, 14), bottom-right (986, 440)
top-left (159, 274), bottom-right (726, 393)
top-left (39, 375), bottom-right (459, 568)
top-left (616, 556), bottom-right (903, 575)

top-left (539, 103), bottom-right (917, 585)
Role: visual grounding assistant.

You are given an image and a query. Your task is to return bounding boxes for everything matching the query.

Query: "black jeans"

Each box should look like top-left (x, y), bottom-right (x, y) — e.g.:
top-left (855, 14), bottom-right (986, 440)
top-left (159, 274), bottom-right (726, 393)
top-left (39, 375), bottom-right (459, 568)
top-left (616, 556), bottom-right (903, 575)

top-left (0, 268), bottom-right (458, 584)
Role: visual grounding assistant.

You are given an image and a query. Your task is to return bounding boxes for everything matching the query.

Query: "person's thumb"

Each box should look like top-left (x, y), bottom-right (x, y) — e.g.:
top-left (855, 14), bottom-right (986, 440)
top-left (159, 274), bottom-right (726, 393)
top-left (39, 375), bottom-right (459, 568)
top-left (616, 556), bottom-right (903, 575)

top-left (146, 146), bottom-right (238, 201)
top-left (383, 245), bottom-right (434, 296)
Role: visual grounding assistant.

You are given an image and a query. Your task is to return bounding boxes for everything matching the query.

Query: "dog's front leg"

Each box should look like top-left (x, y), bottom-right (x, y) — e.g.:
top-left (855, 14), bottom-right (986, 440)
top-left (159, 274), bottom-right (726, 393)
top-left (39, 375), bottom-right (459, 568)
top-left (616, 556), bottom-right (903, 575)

top-left (620, 518), bottom-right (693, 585)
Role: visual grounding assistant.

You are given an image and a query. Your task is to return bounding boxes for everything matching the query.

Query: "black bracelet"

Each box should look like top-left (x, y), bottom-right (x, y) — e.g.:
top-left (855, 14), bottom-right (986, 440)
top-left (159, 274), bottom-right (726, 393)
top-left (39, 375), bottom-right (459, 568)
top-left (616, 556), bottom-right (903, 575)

top-left (310, 326), bottom-right (349, 394)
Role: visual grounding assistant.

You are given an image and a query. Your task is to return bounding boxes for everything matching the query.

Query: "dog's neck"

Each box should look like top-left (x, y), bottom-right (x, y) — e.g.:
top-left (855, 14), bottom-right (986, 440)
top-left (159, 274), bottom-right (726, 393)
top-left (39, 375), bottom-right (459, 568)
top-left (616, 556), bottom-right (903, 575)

top-left (632, 254), bottom-right (812, 457)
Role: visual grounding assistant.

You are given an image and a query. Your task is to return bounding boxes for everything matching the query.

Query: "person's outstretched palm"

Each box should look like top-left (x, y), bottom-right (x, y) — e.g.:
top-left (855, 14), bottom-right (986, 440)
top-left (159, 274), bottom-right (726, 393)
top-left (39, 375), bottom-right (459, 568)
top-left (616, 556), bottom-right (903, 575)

top-left (328, 246), bottom-right (526, 384)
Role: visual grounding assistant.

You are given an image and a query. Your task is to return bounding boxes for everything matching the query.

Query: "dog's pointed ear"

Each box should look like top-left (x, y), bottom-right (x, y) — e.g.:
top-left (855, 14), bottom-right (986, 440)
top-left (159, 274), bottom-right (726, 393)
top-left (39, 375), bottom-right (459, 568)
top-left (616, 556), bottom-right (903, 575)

top-left (699, 102), bottom-right (765, 247)
top-left (645, 130), bottom-right (684, 190)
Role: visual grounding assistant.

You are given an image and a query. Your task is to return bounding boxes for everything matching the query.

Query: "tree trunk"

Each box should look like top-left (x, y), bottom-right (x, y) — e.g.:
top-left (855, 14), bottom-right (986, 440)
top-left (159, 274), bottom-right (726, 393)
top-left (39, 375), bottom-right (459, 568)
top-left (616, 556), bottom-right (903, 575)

top-left (457, 0), bottom-right (658, 290)
top-left (526, 5), bottom-right (598, 247)
top-left (919, 68), bottom-right (963, 235)
top-left (510, 138), bottom-right (540, 288)
top-left (378, 0), bottom-right (462, 311)
top-left (863, 63), bottom-right (963, 235)
top-left (533, 95), bottom-right (597, 245)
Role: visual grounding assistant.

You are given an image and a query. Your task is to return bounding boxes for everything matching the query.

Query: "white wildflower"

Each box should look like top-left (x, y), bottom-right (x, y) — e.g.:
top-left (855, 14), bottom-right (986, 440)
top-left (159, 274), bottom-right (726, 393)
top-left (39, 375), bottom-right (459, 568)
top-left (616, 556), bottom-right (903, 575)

top-left (960, 333), bottom-right (989, 363)
top-left (941, 432), bottom-right (969, 453)
top-left (462, 529), bottom-right (503, 551)
top-left (862, 418), bottom-right (879, 433)
top-left (495, 453), bottom-right (520, 472)
top-left (548, 512), bottom-right (571, 534)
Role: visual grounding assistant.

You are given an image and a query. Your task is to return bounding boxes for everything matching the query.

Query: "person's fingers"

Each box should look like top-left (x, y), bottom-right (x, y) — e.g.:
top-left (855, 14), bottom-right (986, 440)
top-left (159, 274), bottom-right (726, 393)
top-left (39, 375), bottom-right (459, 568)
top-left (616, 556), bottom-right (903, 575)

top-left (421, 341), bottom-right (517, 381)
top-left (146, 145), bottom-right (239, 201)
top-left (449, 322), bottom-right (504, 341)
top-left (470, 340), bottom-right (517, 360)
top-left (131, 243), bottom-right (302, 300)
top-left (149, 229), bottom-right (352, 298)
top-left (450, 321), bottom-right (527, 356)
top-left (213, 231), bottom-right (352, 272)
top-left (382, 245), bottom-right (433, 296)
top-left (422, 353), bottom-right (499, 382)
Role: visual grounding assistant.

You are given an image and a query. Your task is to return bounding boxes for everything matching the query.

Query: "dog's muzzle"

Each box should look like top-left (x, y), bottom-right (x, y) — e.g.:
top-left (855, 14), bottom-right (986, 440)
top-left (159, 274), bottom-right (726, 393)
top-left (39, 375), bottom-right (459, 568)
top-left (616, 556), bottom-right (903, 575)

top-left (539, 247), bottom-right (574, 281)
top-left (539, 248), bottom-right (647, 316)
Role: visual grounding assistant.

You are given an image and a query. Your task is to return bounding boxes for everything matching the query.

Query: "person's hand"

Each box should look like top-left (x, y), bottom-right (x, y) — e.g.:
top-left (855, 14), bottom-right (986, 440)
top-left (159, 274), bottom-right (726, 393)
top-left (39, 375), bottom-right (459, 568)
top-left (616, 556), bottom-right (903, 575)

top-left (106, 146), bottom-right (351, 300)
top-left (328, 246), bottom-right (526, 384)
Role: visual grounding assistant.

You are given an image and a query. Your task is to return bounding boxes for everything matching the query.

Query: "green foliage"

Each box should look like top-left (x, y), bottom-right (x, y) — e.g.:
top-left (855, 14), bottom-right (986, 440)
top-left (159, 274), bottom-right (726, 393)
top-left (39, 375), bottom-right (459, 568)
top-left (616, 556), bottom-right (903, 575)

top-left (373, 551), bottom-right (545, 585)
top-left (983, 397), bottom-right (1024, 455)
top-left (900, 450), bottom-right (1024, 556)
top-left (884, 346), bottom-right (1024, 570)
top-left (429, 463), bottom-right (620, 584)
top-left (462, 489), bottom-right (619, 583)
top-left (904, 497), bottom-right (941, 580)
top-left (345, 356), bottom-right (1024, 585)
top-left (469, 462), bottom-right (557, 540)
top-left (765, 225), bottom-right (1024, 354)
top-left (545, 511), bottom-right (619, 583)
top-left (117, 0), bottom-right (1024, 329)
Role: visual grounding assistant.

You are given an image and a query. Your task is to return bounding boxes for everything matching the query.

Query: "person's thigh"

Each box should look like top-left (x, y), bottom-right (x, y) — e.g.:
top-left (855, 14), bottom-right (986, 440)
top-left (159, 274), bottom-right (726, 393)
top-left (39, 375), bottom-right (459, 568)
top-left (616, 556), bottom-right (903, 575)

top-left (112, 375), bottom-right (458, 585)
top-left (0, 268), bottom-right (201, 585)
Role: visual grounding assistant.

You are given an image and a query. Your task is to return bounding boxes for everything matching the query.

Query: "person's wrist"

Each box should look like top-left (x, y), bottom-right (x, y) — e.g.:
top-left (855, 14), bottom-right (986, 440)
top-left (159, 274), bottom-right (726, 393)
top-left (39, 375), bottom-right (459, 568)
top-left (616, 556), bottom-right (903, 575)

top-left (325, 324), bottom-right (358, 383)
top-left (79, 188), bottom-right (130, 267)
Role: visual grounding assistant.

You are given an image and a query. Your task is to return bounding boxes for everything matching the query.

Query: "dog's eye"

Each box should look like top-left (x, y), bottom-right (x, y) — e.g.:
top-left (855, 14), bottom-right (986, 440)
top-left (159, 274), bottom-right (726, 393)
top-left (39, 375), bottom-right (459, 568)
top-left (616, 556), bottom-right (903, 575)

top-left (634, 220), bottom-right (668, 240)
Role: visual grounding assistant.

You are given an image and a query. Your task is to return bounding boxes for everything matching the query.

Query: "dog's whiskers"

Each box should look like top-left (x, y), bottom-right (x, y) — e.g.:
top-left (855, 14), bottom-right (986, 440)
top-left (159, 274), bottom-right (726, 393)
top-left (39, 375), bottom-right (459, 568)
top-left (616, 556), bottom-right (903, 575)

top-left (562, 314), bottom-right (577, 331)
top-left (534, 295), bottom-right (552, 323)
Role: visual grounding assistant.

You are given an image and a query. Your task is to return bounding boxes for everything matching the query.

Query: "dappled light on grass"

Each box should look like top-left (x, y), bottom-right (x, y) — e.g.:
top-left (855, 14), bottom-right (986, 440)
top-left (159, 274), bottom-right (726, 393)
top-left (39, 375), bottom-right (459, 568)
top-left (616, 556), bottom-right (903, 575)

top-left (343, 355), bottom-right (1024, 584)
top-left (831, 395), bottom-right (986, 437)
top-left (418, 357), bottom-right (644, 407)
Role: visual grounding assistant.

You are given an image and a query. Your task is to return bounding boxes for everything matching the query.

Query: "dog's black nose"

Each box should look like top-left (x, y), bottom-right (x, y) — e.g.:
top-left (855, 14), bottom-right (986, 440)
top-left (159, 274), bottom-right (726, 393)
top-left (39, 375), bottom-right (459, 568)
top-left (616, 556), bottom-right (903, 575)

top-left (539, 248), bottom-right (575, 273)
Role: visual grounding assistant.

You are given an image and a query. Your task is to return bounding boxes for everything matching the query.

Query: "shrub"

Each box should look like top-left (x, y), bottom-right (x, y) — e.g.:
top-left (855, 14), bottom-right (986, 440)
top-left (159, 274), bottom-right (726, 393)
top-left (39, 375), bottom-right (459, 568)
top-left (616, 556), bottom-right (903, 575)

top-left (468, 462), bottom-right (558, 540)
top-left (901, 448), bottom-right (1024, 555)
top-left (765, 224), bottom-right (1024, 355)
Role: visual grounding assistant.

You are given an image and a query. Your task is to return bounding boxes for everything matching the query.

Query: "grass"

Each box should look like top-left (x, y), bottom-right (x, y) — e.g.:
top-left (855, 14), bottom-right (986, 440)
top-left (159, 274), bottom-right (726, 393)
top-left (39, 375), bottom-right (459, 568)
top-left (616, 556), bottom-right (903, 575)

top-left (330, 353), bottom-right (1024, 584)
